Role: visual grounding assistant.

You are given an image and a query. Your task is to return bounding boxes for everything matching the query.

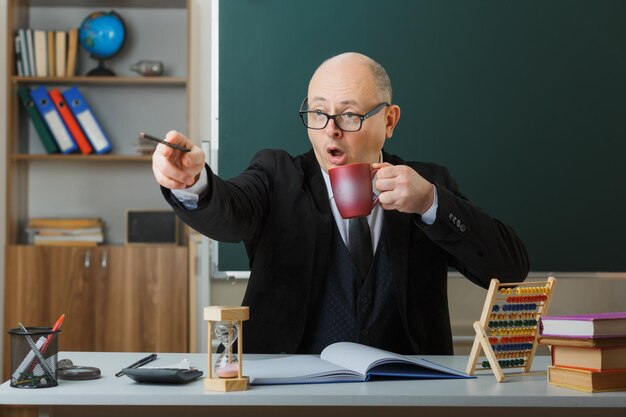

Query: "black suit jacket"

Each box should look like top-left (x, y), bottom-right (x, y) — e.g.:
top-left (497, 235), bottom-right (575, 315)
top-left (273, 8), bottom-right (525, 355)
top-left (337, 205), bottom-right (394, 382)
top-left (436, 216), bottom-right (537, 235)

top-left (163, 149), bottom-right (529, 354)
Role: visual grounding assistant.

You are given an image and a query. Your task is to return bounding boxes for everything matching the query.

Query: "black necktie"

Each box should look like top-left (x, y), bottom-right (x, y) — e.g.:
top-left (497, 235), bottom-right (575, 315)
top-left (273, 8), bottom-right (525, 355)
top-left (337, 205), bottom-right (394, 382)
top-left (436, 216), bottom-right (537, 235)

top-left (348, 217), bottom-right (373, 281)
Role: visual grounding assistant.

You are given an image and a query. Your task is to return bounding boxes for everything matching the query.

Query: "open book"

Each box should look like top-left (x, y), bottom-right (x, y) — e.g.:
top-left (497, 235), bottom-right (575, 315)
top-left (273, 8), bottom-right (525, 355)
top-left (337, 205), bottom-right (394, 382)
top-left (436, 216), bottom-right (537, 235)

top-left (243, 342), bottom-right (473, 385)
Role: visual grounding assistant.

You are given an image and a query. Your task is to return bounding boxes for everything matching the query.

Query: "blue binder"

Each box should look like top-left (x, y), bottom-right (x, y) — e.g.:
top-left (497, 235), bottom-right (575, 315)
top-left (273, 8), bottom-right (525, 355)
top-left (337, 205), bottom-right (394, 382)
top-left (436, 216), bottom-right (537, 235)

top-left (62, 86), bottom-right (112, 154)
top-left (30, 86), bottom-right (78, 154)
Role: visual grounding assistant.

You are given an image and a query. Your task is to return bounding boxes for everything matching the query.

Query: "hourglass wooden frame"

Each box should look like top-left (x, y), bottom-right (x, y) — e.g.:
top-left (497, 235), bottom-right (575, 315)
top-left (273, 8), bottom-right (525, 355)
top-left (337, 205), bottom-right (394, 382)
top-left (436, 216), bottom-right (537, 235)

top-left (466, 276), bottom-right (556, 382)
top-left (204, 306), bottom-right (250, 392)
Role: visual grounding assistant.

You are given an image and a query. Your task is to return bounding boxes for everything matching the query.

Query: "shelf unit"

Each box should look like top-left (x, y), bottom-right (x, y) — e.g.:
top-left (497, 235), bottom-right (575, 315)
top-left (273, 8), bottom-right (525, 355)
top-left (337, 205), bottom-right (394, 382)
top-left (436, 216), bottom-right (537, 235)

top-left (5, 0), bottom-right (190, 245)
top-left (3, 0), bottom-right (193, 381)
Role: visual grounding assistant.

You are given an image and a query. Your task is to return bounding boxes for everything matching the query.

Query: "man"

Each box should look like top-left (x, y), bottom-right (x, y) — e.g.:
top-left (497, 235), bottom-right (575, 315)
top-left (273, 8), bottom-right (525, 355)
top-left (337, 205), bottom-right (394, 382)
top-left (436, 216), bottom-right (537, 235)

top-left (153, 52), bottom-right (529, 354)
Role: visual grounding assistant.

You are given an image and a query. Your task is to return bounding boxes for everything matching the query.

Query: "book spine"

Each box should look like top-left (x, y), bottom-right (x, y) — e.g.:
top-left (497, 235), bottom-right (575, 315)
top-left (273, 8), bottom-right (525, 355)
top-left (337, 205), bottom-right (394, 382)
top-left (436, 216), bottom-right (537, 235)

top-left (34, 30), bottom-right (48, 77)
top-left (66, 28), bottom-right (78, 77)
top-left (55, 31), bottom-right (67, 77)
top-left (15, 35), bottom-right (23, 76)
top-left (30, 86), bottom-right (78, 154)
top-left (18, 29), bottom-right (31, 76)
top-left (17, 86), bottom-right (59, 154)
top-left (62, 86), bottom-right (112, 154)
top-left (26, 29), bottom-right (36, 78)
top-left (47, 31), bottom-right (56, 78)
top-left (49, 88), bottom-right (93, 154)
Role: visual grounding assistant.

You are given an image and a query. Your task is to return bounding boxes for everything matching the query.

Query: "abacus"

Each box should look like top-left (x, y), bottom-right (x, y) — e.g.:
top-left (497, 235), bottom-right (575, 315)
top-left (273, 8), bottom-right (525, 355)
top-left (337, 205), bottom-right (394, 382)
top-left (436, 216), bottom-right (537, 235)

top-left (466, 276), bottom-right (556, 382)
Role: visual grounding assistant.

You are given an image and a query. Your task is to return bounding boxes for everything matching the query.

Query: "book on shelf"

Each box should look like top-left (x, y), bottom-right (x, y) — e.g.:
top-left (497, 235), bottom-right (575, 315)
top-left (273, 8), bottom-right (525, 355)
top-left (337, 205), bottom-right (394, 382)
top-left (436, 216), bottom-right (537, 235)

top-left (66, 28), bottom-right (78, 77)
top-left (29, 227), bottom-right (103, 236)
top-left (33, 239), bottom-right (101, 247)
top-left (63, 86), bottom-right (112, 154)
top-left (549, 344), bottom-right (626, 371)
top-left (540, 312), bottom-right (626, 338)
top-left (47, 31), bottom-right (55, 78)
top-left (242, 342), bottom-right (473, 385)
top-left (33, 30), bottom-right (48, 77)
top-left (33, 233), bottom-right (104, 246)
top-left (539, 335), bottom-right (626, 348)
top-left (55, 31), bottom-right (67, 77)
top-left (548, 365), bottom-right (626, 392)
top-left (30, 86), bottom-right (78, 153)
top-left (49, 88), bottom-right (93, 154)
top-left (27, 217), bottom-right (102, 229)
top-left (17, 86), bottom-right (59, 154)
top-left (14, 35), bottom-right (24, 76)
top-left (26, 29), bottom-right (36, 78)
top-left (17, 29), bottom-right (31, 76)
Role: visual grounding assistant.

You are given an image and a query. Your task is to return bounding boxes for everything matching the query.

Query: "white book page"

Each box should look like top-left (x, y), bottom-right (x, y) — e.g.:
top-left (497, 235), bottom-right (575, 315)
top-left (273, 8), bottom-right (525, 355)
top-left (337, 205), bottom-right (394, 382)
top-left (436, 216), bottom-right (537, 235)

top-left (321, 342), bottom-right (409, 375)
top-left (322, 342), bottom-right (470, 378)
top-left (543, 319), bottom-right (592, 336)
top-left (243, 355), bottom-right (360, 383)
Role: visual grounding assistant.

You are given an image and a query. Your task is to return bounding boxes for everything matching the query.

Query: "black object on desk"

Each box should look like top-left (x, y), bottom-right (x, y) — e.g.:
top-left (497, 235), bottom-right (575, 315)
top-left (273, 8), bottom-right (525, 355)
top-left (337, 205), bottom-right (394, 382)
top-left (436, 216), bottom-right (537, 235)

top-left (115, 353), bottom-right (157, 377)
top-left (122, 367), bottom-right (203, 384)
top-left (58, 359), bottom-right (101, 381)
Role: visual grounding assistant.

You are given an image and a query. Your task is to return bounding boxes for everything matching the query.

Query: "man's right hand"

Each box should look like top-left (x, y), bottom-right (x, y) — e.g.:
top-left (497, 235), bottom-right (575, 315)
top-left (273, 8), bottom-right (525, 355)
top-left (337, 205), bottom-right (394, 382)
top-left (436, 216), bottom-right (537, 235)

top-left (152, 130), bottom-right (206, 189)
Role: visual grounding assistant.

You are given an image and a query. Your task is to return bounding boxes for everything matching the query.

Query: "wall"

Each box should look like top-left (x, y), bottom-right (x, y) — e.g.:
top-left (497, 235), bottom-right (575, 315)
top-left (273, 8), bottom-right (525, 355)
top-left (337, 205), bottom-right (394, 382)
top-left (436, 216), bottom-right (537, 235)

top-left (0, 0), bottom-right (7, 377)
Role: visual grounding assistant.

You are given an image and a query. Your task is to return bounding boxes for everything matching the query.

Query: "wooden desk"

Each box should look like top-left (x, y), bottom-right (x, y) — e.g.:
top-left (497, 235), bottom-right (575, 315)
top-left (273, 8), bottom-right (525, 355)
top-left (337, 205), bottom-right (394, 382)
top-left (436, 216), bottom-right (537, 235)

top-left (1, 352), bottom-right (625, 417)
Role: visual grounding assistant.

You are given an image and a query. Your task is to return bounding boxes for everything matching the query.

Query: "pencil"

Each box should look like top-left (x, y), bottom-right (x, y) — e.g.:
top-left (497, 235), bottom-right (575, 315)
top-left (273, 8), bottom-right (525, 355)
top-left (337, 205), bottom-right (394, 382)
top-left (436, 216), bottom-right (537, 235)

top-left (139, 132), bottom-right (191, 153)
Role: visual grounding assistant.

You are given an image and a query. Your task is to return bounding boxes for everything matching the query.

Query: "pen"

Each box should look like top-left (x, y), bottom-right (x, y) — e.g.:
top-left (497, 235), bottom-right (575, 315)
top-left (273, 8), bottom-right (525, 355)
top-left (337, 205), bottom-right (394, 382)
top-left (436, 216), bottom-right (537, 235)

top-left (26, 313), bottom-right (65, 373)
top-left (138, 132), bottom-right (191, 152)
top-left (115, 353), bottom-right (158, 377)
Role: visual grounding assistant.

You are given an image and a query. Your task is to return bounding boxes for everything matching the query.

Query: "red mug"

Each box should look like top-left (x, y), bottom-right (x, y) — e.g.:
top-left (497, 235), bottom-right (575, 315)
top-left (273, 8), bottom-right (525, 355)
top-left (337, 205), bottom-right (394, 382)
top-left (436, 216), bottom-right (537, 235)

top-left (329, 163), bottom-right (380, 219)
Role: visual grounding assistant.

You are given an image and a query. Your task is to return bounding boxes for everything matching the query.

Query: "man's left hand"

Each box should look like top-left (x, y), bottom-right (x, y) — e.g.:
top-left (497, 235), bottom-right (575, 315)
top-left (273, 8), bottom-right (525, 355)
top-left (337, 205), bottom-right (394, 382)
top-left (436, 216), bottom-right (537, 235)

top-left (372, 162), bottom-right (434, 215)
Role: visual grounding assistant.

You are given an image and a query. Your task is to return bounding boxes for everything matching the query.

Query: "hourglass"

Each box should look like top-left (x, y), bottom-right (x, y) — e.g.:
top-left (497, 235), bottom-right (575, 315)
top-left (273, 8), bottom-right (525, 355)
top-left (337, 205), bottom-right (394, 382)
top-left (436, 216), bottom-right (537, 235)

top-left (204, 306), bottom-right (249, 392)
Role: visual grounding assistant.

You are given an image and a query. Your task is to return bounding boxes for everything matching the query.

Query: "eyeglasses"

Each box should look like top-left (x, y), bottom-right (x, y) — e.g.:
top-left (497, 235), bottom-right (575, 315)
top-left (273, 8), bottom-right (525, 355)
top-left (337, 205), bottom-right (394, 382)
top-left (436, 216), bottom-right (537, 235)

top-left (299, 98), bottom-right (390, 132)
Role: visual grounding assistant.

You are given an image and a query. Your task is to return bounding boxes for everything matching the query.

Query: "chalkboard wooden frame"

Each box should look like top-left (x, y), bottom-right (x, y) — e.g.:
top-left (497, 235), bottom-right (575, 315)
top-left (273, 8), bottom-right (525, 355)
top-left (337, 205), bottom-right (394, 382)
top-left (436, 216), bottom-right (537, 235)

top-left (125, 210), bottom-right (178, 245)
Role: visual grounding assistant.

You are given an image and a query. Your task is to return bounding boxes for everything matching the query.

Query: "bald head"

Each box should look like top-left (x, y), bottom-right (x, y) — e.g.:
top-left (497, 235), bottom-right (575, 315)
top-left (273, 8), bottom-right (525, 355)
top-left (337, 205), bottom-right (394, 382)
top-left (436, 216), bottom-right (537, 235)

top-left (310, 52), bottom-right (393, 103)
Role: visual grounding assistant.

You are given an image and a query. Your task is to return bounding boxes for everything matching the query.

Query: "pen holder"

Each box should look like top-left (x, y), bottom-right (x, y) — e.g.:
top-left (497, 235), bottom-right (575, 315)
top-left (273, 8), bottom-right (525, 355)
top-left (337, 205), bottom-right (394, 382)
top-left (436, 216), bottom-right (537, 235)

top-left (9, 326), bottom-right (60, 388)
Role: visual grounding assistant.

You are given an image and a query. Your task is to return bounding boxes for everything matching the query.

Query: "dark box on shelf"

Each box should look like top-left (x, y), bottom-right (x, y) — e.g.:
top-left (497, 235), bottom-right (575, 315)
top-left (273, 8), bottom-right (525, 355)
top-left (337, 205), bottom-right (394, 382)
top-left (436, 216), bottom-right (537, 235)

top-left (125, 210), bottom-right (178, 245)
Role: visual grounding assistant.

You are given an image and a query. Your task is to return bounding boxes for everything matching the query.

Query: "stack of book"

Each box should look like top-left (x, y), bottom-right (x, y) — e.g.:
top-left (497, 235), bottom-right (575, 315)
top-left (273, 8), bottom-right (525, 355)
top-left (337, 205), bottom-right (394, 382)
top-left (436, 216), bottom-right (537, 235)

top-left (133, 134), bottom-right (158, 156)
top-left (15, 28), bottom-right (78, 78)
top-left (26, 218), bottom-right (104, 246)
top-left (539, 312), bottom-right (626, 392)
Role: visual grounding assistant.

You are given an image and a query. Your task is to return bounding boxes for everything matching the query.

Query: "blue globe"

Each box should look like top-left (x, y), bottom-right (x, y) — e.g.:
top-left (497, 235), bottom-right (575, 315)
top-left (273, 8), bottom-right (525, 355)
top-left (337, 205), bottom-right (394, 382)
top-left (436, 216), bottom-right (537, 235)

top-left (79, 11), bottom-right (126, 76)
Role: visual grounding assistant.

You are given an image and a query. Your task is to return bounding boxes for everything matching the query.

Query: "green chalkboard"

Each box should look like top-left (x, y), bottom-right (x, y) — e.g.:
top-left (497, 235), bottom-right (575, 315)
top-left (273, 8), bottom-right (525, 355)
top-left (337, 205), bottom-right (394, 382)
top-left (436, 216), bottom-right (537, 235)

top-left (218, 0), bottom-right (626, 272)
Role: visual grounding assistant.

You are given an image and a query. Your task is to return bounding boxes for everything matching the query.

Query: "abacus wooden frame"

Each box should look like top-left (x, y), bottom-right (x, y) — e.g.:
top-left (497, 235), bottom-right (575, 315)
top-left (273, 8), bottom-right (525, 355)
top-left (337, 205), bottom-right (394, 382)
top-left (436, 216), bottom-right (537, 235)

top-left (466, 276), bottom-right (557, 382)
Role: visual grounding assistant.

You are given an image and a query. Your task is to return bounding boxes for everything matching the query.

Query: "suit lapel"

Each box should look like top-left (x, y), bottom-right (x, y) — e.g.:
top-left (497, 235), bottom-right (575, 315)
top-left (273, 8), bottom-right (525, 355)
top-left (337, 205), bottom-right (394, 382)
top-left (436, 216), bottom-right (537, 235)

top-left (302, 151), bottom-right (333, 293)
top-left (384, 209), bottom-right (410, 317)
top-left (380, 151), bottom-right (412, 339)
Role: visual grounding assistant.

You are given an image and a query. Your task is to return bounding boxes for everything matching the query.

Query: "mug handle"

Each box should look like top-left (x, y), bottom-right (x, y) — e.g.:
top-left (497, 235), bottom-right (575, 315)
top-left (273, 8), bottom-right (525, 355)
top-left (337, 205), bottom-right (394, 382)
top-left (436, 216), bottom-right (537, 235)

top-left (370, 167), bottom-right (381, 209)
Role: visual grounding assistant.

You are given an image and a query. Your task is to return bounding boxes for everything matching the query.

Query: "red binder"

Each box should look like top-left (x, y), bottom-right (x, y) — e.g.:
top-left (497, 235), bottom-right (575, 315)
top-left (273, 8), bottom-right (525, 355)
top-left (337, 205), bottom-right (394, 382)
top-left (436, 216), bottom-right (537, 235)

top-left (49, 88), bottom-right (93, 154)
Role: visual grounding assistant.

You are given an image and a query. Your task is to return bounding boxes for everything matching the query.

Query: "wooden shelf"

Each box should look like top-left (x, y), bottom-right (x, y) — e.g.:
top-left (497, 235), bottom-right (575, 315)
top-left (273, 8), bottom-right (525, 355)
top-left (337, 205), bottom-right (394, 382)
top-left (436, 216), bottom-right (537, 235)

top-left (10, 154), bottom-right (152, 162)
top-left (11, 76), bottom-right (187, 86)
top-left (23, 0), bottom-right (187, 8)
top-left (3, 0), bottom-right (192, 383)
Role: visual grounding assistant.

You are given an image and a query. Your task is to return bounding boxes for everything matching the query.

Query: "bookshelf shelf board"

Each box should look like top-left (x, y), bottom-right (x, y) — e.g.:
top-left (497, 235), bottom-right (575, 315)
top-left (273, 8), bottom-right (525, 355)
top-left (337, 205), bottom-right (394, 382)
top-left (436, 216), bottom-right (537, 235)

top-left (22, 0), bottom-right (187, 8)
top-left (11, 154), bottom-right (153, 162)
top-left (11, 76), bottom-right (187, 86)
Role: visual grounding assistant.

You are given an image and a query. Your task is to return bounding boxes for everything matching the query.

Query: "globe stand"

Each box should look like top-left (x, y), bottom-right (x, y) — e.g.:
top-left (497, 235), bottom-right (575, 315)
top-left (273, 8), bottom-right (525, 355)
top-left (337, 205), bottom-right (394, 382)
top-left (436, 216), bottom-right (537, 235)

top-left (87, 58), bottom-right (116, 76)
